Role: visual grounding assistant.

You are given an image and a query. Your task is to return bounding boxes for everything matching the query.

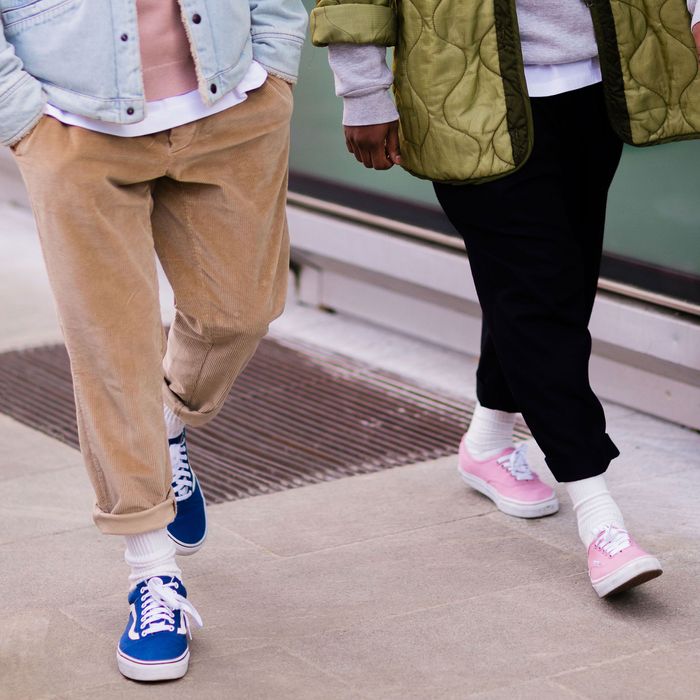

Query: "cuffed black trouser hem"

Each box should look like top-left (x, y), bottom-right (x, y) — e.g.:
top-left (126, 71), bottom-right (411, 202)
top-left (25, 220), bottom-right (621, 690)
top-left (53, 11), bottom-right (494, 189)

top-left (476, 378), bottom-right (519, 414)
top-left (548, 433), bottom-right (620, 484)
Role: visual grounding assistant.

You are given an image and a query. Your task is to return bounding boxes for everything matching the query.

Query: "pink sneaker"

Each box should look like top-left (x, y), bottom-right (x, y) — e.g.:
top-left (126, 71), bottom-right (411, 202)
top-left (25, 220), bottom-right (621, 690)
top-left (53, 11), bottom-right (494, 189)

top-left (458, 440), bottom-right (559, 518)
top-left (588, 525), bottom-right (663, 597)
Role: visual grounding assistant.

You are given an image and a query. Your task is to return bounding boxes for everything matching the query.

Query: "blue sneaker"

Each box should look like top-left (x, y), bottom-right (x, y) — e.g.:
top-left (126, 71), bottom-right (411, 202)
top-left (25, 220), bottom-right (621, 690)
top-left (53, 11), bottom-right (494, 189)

top-left (167, 430), bottom-right (207, 555)
top-left (117, 576), bottom-right (203, 681)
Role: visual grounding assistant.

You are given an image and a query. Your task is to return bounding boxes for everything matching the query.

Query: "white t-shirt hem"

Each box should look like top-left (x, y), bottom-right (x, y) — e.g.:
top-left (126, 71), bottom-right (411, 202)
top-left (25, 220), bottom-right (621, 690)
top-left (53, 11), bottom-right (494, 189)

top-left (44, 61), bottom-right (268, 137)
top-left (524, 57), bottom-right (602, 98)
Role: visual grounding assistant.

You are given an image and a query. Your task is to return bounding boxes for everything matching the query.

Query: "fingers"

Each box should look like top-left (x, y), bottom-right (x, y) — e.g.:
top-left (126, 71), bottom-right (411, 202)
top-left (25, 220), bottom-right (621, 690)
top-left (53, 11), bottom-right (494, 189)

top-left (386, 122), bottom-right (402, 165)
top-left (345, 132), bottom-right (372, 167)
top-left (345, 137), bottom-right (365, 166)
top-left (355, 134), bottom-right (390, 170)
top-left (344, 123), bottom-right (399, 171)
top-left (369, 139), bottom-right (393, 170)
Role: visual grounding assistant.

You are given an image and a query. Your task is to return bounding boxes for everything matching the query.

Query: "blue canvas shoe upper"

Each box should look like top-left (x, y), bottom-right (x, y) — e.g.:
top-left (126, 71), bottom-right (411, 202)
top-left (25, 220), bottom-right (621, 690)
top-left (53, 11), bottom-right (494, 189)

top-left (117, 576), bottom-right (202, 679)
top-left (167, 430), bottom-right (207, 555)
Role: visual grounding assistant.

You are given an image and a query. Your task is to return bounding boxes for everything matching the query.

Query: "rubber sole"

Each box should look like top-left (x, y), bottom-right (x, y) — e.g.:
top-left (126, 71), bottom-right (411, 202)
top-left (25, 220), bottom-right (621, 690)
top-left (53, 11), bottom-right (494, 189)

top-left (591, 555), bottom-right (663, 598)
top-left (117, 648), bottom-right (189, 682)
top-left (458, 468), bottom-right (559, 519)
top-left (168, 531), bottom-right (207, 557)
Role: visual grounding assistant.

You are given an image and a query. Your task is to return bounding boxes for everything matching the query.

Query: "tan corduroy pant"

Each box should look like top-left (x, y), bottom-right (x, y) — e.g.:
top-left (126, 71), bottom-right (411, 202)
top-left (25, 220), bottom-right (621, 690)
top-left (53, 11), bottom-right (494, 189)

top-left (13, 76), bottom-right (293, 535)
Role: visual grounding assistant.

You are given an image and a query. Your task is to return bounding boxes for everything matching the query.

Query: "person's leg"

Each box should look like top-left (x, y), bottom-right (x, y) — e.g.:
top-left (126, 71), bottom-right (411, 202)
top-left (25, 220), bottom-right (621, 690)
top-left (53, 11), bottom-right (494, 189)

top-left (464, 400), bottom-right (516, 459)
top-left (463, 110), bottom-right (619, 480)
top-left (435, 85), bottom-right (661, 595)
top-left (464, 323), bottom-right (520, 459)
top-left (549, 86), bottom-right (633, 551)
top-left (13, 116), bottom-right (174, 534)
top-left (152, 76), bottom-right (292, 429)
top-left (437, 91), bottom-right (596, 521)
top-left (435, 87), bottom-right (619, 485)
top-left (13, 117), bottom-right (201, 677)
top-left (463, 311), bottom-right (537, 508)
top-left (144, 77), bottom-right (292, 550)
top-left (476, 321), bottom-right (519, 415)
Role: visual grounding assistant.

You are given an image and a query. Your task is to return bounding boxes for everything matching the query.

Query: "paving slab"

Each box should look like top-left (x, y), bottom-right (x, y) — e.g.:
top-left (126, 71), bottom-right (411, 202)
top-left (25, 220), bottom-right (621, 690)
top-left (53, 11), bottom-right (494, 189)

top-left (207, 455), bottom-right (495, 557)
top-left (0, 465), bottom-right (93, 545)
top-left (61, 515), bottom-right (580, 645)
top-left (284, 580), bottom-right (660, 698)
top-left (52, 646), bottom-right (362, 700)
top-left (0, 414), bottom-right (81, 482)
top-left (466, 679), bottom-right (583, 699)
top-left (0, 527), bottom-right (122, 615)
top-left (1, 609), bottom-right (115, 700)
top-left (2, 427), bottom-right (698, 699)
top-left (554, 638), bottom-right (700, 700)
top-left (545, 560), bottom-right (700, 646)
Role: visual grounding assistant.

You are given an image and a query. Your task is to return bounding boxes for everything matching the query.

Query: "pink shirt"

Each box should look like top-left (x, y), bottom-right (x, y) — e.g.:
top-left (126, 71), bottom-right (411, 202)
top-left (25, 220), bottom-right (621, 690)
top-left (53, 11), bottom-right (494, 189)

top-left (136, 0), bottom-right (199, 101)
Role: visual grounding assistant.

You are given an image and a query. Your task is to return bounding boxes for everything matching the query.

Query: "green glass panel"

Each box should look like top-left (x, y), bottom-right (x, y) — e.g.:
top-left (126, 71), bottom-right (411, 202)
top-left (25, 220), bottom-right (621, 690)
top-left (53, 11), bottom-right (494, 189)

top-left (606, 143), bottom-right (700, 277)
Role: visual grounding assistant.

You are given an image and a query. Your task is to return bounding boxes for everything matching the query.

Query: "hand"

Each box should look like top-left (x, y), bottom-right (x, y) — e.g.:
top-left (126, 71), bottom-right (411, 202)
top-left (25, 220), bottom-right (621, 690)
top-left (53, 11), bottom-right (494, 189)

top-left (344, 121), bottom-right (401, 170)
top-left (693, 23), bottom-right (700, 62)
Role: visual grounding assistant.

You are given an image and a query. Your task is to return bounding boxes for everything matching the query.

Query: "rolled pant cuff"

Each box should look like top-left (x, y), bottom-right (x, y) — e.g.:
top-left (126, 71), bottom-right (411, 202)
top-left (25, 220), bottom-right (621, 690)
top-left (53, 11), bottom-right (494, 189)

top-left (93, 497), bottom-right (176, 536)
top-left (550, 434), bottom-right (621, 484)
top-left (163, 385), bottom-right (222, 428)
top-left (476, 381), bottom-right (519, 414)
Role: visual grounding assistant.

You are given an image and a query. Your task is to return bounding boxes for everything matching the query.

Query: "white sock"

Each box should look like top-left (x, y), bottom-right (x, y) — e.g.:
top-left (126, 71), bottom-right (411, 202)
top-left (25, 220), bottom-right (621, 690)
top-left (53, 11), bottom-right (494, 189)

top-left (164, 404), bottom-right (185, 440)
top-left (566, 475), bottom-right (625, 548)
top-left (464, 402), bottom-right (516, 459)
top-left (124, 529), bottom-right (181, 589)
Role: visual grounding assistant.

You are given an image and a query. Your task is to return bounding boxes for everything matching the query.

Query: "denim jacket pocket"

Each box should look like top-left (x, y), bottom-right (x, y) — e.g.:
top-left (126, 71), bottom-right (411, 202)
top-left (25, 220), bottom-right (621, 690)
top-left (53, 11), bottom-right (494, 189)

top-left (1, 0), bottom-right (78, 36)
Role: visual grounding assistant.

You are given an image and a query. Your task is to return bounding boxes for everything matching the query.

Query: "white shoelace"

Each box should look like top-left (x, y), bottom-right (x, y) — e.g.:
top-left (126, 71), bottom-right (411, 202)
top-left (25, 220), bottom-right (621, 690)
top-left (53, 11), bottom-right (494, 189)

top-left (496, 443), bottom-right (534, 481)
top-left (593, 524), bottom-right (632, 556)
top-left (170, 434), bottom-right (194, 502)
top-left (139, 577), bottom-right (203, 639)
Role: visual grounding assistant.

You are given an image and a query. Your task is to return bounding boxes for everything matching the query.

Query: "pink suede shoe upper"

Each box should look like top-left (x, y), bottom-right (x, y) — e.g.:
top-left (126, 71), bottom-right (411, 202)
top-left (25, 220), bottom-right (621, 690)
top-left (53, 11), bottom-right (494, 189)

top-left (458, 441), bottom-right (555, 504)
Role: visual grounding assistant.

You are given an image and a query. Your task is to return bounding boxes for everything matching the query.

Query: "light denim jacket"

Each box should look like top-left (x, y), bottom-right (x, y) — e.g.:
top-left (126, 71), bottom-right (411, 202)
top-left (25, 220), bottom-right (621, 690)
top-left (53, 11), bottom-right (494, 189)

top-left (0, 0), bottom-right (308, 146)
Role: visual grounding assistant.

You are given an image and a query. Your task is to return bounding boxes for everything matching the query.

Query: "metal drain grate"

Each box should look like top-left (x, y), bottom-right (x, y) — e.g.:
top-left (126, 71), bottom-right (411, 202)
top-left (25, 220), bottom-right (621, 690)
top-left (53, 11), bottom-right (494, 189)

top-left (0, 337), bottom-right (530, 504)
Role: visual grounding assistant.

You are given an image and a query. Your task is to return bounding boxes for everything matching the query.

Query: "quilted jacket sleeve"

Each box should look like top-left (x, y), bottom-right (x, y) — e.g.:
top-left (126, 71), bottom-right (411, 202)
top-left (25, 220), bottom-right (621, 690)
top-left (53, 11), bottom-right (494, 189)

top-left (310, 0), bottom-right (397, 47)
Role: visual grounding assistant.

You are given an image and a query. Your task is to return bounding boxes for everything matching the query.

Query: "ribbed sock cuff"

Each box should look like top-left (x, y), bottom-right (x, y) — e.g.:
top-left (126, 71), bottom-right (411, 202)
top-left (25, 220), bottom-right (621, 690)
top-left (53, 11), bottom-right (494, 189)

top-left (464, 402), bottom-right (517, 459)
top-left (124, 529), bottom-right (180, 589)
top-left (164, 404), bottom-right (185, 440)
top-left (566, 476), bottom-right (625, 547)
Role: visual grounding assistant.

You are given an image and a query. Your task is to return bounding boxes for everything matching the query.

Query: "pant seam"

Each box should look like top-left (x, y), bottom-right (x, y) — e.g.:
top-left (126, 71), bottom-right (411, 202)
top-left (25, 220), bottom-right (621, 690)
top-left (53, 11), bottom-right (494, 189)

top-left (74, 383), bottom-right (110, 511)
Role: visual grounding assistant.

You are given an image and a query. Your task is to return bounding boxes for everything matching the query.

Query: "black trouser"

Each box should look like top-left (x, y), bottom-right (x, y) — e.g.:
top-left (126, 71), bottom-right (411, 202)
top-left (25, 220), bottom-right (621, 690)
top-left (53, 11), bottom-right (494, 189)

top-left (434, 83), bottom-right (623, 483)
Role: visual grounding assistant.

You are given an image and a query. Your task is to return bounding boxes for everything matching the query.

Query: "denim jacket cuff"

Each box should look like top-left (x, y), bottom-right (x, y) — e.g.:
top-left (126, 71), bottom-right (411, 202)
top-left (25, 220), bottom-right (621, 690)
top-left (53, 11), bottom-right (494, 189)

top-left (252, 34), bottom-right (305, 84)
top-left (1, 73), bottom-right (46, 148)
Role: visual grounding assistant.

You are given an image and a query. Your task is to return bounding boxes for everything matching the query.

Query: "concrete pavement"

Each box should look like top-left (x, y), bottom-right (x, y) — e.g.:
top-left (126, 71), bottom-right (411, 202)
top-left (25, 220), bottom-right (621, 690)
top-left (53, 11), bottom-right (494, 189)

top-left (1, 192), bottom-right (699, 699)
